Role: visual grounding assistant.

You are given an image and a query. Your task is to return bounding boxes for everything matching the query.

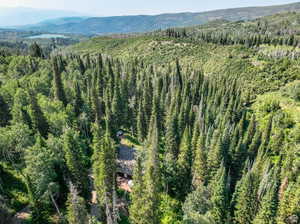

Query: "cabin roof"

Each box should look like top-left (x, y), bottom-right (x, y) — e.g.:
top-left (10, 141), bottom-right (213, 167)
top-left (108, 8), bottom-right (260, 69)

top-left (117, 145), bottom-right (136, 176)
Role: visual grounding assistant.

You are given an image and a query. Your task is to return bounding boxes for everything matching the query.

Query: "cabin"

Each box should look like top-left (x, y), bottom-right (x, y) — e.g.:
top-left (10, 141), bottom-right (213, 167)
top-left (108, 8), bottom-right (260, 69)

top-left (116, 145), bottom-right (136, 192)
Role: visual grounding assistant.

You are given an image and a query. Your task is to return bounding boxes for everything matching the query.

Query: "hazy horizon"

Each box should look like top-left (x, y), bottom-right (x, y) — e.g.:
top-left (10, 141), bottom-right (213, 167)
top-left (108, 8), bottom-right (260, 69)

top-left (0, 0), bottom-right (300, 17)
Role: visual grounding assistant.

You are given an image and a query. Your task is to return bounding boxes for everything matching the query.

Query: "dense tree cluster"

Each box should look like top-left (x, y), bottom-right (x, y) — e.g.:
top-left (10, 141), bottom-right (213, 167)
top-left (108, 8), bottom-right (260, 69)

top-left (163, 28), bottom-right (299, 48)
top-left (0, 35), bottom-right (299, 224)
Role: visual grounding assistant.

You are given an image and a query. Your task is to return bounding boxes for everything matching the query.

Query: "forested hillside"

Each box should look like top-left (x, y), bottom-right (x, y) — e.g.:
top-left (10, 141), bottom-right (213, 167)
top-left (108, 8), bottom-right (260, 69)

top-left (17, 2), bottom-right (300, 35)
top-left (0, 10), bottom-right (300, 224)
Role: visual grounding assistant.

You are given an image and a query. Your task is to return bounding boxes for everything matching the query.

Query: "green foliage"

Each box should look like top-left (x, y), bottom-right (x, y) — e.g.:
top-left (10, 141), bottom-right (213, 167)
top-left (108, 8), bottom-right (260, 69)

top-left (159, 193), bottom-right (182, 224)
top-left (129, 156), bottom-right (146, 224)
top-left (277, 178), bottom-right (300, 224)
top-left (24, 136), bottom-right (58, 222)
top-left (253, 182), bottom-right (278, 224)
top-left (29, 42), bottom-right (44, 58)
top-left (92, 126), bottom-right (117, 224)
top-left (142, 118), bottom-right (161, 224)
top-left (28, 91), bottom-right (50, 138)
top-left (1, 18), bottom-right (300, 223)
top-left (0, 94), bottom-right (10, 127)
top-left (52, 56), bottom-right (68, 107)
top-left (0, 123), bottom-right (33, 163)
top-left (182, 185), bottom-right (213, 224)
top-left (66, 184), bottom-right (89, 224)
top-left (233, 170), bottom-right (260, 224)
top-left (209, 165), bottom-right (229, 224)
top-left (63, 128), bottom-right (88, 195)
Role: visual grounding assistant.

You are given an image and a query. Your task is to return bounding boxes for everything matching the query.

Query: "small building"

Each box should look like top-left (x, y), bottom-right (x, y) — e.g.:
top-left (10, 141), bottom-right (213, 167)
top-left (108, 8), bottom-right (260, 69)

top-left (116, 145), bottom-right (136, 192)
top-left (117, 144), bottom-right (136, 177)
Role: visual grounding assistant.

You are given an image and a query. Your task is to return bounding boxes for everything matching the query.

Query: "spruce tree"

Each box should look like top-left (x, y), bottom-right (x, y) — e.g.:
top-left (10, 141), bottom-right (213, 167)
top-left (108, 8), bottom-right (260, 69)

top-left (207, 130), bottom-right (225, 180)
top-left (143, 117), bottom-right (161, 224)
top-left (277, 179), bottom-right (300, 224)
top-left (67, 184), bottom-right (89, 224)
top-left (74, 82), bottom-right (84, 117)
top-left (129, 156), bottom-right (146, 224)
top-left (29, 42), bottom-right (44, 58)
top-left (24, 135), bottom-right (57, 223)
top-left (53, 56), bottom-right (67, 106)
top-left (136, 101), bottom-right (147, 142)
top-left (63, 128), bottom-right (88, 195)
top-left (209, 165), bottom-right (229, 224)
top-left (165, 107), bottom-right (179, 160)
top-left (248, 130), bottom-right (262, 160)
top-left (0, 94), bottom-right (10, 127)
top-left (253, 182), bottom-right (278, 224)
top-left (111, 80), bottom-right (123, 131)
top-left (92, 125), bottom-right (117, 224)
top-left (28, 91), bottom-right (49, 138)
top-left (243, 114), bottom-right (256, 148)
top-left (259, 116), bottom-right (273, 153)
top-left (92, 75), bottom-right (102, 126)
top-left (192, 135), bottom-right (208, 187)
top-left (177, 127), bottom-right (192, 200)
top-left (11, 89), bottom-right (32, 128)
top-left (233, 170), bottom-right (259, 224)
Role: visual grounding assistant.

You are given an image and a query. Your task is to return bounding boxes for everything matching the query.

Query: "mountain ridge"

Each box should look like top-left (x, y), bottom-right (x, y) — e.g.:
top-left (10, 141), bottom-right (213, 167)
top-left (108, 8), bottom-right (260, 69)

top-left (15, 2), bottom-right (300, 35)
top-left (0, 7), bottom-right (89, 27)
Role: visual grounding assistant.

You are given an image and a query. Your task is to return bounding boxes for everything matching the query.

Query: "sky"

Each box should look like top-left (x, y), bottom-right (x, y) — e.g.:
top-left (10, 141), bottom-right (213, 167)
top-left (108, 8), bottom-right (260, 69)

top-left (0, 0), bottom-right (300, 16)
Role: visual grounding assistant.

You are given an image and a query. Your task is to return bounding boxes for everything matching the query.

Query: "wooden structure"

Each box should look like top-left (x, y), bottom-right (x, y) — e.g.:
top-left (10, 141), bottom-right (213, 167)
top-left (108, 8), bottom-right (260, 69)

top-left (116, 145), bottom-right (136, 177)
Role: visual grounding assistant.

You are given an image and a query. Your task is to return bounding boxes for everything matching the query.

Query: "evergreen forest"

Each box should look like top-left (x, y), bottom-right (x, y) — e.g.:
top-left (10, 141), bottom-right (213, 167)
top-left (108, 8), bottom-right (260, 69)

top-left (0, 9), bottom-right (300, 224)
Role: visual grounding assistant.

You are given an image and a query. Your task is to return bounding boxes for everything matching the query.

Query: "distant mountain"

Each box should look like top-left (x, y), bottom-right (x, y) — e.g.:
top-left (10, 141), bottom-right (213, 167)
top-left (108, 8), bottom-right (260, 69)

top-left (0, 7), bottom-right (88, 27)
top-left (17, 2), bottom-right (300, 35)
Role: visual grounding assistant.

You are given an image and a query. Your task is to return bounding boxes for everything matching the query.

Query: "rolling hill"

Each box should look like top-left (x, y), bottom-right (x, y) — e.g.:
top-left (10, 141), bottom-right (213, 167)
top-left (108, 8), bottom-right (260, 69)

top-left (19, 2), bottom-right (300, 35)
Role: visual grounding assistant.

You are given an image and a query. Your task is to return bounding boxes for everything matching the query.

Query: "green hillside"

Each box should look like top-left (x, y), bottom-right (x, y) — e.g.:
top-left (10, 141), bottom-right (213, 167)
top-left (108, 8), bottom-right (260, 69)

top-left (1, 9), bottom-right (300, 224)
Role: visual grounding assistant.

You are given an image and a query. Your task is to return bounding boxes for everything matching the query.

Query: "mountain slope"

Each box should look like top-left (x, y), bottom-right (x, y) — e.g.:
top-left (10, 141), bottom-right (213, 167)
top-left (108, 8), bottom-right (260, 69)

top-left (0, 7), bottom-right (88, 27)
top-left (20, 2), bottom-right (300, 35)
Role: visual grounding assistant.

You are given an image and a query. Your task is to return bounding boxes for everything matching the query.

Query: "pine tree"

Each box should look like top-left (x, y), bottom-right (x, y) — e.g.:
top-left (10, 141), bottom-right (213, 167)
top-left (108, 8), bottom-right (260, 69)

top-left (165, 107), bottom-right (179, 160)
top-left (129, 156), bottom-right (146, 224)
top-left (174, 59), bottom-right (183, 89)
top-left (91, 75), bottom-right (102, 126)
top-left (29, 42), bottom-right (44, 58)
top-left (192, 135), bottom-right (208, 187)
top-left (243, 114), bottom-right (256, 148)
top-left (28, 91), bottom-right (49, 138)
top-left (136, 101), bottom-right (147, 142)
top-left (248, 130), bottom-right (262, 160)
top-left (277, 179), bottom-right (300, 224)
top-left (92, 125), bottom-right (117, 224)
top-left (259, 116), bottom-right (273, 153)
top-left (233, 170), bottom-right (259, 224)
top-left (53, 56), bottom-right (67, 106)
top-left (0, 94), bottom-right (10, 127)
top-left (209, 165), bottom-right (229, 224)
top-left (24, 135), bottom-right (57, 223)
top-left (63, 128), bottom-right (88, 195)
top-left (67, 183), bottom-right (89, 224)
top-left (253, 181), bottom-right (278, 224)
top-left (74, 82), bottom-right (84, 117)
top-left (11, 89), bottom-right (32, 127)
top-left (143, 117), bottom-right (161, 224)
top-left (177, 127), bottom-right (192, 199)
top-left (111, 80), bottom-right (123, 131)
top-left (207, 130), bottom-right (225, 180)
